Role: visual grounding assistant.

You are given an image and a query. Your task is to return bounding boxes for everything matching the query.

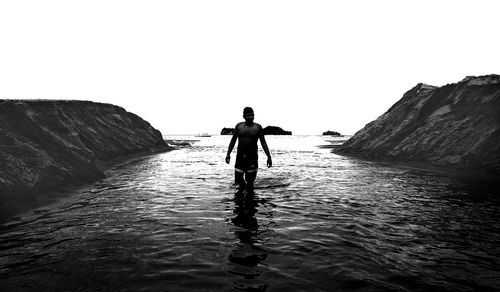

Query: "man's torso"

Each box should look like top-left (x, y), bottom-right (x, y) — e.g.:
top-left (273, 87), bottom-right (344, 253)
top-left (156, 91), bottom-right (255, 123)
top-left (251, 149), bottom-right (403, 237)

top-left (236, 122), bottom-right (261, 154)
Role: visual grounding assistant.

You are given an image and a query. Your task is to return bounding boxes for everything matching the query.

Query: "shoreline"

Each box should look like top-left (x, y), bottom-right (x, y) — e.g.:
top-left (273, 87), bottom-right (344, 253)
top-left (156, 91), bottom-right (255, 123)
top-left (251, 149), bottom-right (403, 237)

top-left (334, 152), bottom-right (500, 187)
top-left (4, 142), bottom-right (498, 224)
top-left (0, 147), bottom-right (174, 224)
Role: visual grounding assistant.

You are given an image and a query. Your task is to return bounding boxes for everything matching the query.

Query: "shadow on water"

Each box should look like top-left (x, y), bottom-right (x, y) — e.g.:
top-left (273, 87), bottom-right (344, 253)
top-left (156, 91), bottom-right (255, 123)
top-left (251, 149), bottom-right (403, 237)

top-left (228, 189), bottom-right (269, 292)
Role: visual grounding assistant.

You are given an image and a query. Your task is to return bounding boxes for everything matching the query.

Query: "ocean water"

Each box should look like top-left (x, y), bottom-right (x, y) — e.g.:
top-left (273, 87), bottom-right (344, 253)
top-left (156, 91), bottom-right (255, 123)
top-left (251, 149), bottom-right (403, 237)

top-left (1, 135), bottom-right (499, 291)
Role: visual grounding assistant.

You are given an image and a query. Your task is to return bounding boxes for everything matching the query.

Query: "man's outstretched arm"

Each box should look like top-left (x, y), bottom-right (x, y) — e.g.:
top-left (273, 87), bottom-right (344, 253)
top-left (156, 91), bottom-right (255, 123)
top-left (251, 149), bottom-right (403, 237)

top-left (225, 133), bottom-right (237, 164)
top-left (259, 135), bottom-right (272, 168)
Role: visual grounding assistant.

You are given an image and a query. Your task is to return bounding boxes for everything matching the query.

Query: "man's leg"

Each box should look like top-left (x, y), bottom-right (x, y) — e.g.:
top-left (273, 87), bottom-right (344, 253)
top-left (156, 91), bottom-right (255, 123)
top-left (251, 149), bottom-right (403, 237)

top-left (245, 171), bottom-right (257, 190)
top-left (235, 171), bottom-right (246, 188)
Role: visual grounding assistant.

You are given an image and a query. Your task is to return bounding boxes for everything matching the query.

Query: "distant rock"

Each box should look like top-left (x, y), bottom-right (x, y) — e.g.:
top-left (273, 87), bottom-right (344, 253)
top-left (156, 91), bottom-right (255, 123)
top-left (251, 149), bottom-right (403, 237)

top-left (322, 130), bottom-right (341, 136)
top-left (0, 100), bottom-right (172, 220)
top-left (221, 126), bottom-right (292, 135)
top-left (220, 127), bottom-right (234, 135)
top-left (336, 74), bottom-right (500, 177)
top-left (263, 126), bottom-right (292, 135)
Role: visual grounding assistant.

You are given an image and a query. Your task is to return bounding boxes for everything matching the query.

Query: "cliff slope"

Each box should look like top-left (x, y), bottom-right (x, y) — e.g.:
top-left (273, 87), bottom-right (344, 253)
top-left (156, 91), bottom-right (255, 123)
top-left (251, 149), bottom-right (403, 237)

top-left (0, 100), bottom-right (171, 217)
top-left (336, 75), bottom-right (500, 176)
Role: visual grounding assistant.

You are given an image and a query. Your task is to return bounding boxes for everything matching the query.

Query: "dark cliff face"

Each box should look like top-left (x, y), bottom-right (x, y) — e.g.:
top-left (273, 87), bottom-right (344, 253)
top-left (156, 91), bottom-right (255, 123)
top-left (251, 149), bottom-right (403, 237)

top-left (336, 75), bottom-right (500, 176)
top-left (0, 100), bottom-right (171, 217)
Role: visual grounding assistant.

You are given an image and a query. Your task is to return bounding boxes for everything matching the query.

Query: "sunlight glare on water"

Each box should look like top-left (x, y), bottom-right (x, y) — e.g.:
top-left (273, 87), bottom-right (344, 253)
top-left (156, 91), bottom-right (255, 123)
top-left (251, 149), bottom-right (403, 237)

top-left (0, 135), bottom-right (499, 291)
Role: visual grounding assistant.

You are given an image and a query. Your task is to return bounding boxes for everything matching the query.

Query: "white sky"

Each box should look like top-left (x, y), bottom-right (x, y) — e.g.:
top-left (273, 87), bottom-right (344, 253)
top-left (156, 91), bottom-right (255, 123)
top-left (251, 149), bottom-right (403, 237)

top-left (1, 1), bottom-right (499, 135)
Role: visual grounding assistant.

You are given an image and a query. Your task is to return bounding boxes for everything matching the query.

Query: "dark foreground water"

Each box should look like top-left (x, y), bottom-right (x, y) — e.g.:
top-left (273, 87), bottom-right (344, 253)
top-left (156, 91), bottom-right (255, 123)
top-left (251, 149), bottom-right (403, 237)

top-left (1, 136), bottom-right (499, 291)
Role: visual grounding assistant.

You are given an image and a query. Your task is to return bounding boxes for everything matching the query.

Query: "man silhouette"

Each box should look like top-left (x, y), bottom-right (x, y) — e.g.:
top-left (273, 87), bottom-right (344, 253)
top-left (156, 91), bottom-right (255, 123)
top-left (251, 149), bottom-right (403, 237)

top-left (225, 107), bottom-right (272, 190)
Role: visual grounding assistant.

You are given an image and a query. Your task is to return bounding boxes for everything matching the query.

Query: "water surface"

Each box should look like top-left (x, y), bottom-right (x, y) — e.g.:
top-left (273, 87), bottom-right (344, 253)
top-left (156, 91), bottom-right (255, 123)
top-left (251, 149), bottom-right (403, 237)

top-left (1, 136), bottom-right (499, 291)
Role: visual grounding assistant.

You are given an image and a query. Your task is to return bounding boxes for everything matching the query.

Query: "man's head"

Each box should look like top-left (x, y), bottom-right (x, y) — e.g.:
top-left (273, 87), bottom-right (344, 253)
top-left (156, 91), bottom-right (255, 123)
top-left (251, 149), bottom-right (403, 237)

top-left (243, 107), bottom-right (254, 123)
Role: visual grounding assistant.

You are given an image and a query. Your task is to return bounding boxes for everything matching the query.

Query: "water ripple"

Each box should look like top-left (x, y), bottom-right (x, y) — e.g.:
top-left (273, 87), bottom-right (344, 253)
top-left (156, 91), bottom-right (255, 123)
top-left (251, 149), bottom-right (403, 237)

top-left (1, 136), bottom-right (499, 291)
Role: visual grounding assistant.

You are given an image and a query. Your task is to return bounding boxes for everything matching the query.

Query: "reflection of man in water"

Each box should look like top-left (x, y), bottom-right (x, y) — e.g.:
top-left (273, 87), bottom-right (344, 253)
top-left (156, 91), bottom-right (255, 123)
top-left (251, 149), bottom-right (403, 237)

top-left (225, 107), bottom-right (272, 190)
top-left (231, 192), bottom-right (259, 243)
top-left (228, 190), bottom-right (268, 287)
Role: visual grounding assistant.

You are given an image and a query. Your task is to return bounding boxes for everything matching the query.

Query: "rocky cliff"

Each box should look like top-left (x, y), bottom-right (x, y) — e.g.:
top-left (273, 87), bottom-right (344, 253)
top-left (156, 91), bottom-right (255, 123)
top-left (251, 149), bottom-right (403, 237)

top-left (0, 100), bottom-right (171, 218)
top-left (336, 75), bottom-right (500, 177)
